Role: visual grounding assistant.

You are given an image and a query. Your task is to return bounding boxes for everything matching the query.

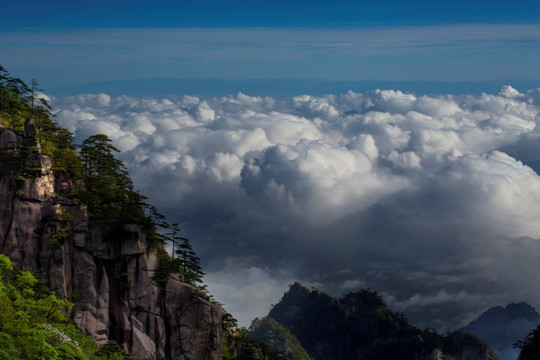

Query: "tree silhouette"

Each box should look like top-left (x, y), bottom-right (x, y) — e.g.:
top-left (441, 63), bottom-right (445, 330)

top-left (78, 134), bottom-right (145, 224)
top-left (173, 227), bottom-right (205, 286)
top-left (514, 325), bottom-right (540, 359)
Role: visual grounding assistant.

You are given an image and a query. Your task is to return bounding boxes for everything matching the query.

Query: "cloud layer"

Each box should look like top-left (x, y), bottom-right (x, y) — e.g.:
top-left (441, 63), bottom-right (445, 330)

top-left (52, 86), bottom-right (540, 329)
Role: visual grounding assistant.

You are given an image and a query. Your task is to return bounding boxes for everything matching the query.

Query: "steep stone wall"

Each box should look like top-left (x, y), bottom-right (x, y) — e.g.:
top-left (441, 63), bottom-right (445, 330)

top-left (0, 127), bottom-right (222, 360)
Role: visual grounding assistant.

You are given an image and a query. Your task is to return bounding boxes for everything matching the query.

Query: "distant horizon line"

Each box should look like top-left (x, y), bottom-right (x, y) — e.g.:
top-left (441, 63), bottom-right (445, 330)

top-left (48, 77), bottom-right (540, 98)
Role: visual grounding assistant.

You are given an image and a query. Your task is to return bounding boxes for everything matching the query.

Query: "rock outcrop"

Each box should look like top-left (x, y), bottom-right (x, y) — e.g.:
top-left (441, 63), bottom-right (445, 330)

top-left (0, 127), bottom-right (222, 360)
top-left (24, 117), bottom-right (37, 138)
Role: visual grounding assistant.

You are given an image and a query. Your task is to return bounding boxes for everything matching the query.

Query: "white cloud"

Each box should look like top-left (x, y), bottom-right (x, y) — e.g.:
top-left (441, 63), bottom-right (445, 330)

top-left (51, 87), bottom-right (540, 330)
top-left (340, 279), bottom-right (366, 291)
top-left (388, 150), bottom-right (422, 169)
top-left (204, 258), bottom-right (299, 327)
top-left (392, 289), bottom-right (472, 310)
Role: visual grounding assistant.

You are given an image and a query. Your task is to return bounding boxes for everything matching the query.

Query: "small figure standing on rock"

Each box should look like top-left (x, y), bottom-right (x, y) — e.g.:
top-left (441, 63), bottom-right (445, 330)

top-left (24, 117), bottom-right (37, 138)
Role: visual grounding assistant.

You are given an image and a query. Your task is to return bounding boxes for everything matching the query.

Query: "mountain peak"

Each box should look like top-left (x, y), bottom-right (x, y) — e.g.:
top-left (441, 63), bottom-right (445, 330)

top-left (288, 281), bottom-right (311, 294)
top-left (340, 289), bottom-right (387, 314)
top-left (466, 302), bottom-right (539, 328)
top-left (460, 302), bottom-right (540, 359)
top-left (504, 302), bottom-right (539, 319)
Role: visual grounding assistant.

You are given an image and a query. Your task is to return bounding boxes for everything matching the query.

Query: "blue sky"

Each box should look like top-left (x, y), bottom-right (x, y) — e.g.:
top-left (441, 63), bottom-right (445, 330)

top-left (2, 0), bottom-right (540, 95)
top-left (3, 0), bottom-right (540, 29)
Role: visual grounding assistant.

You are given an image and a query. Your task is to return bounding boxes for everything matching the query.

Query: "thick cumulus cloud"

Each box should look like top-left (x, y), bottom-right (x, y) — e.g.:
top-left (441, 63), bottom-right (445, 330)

top-left (52, 86), bottom-right (540, 330)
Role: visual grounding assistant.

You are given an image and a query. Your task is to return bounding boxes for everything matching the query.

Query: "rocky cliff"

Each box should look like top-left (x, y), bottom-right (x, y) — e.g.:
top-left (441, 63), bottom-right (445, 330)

top-left (265, 283), bottom-right (498, 360)
top-left (0, 126), bottom-right (222, 360)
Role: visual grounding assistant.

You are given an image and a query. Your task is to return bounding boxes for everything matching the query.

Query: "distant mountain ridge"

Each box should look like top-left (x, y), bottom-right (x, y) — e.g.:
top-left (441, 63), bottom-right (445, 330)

top-left (48, 77), bottom-right (540, 97)
top-left (460, 303), bottom-right (540, 360)
top-left (251, 282), bottom-right (498, 360)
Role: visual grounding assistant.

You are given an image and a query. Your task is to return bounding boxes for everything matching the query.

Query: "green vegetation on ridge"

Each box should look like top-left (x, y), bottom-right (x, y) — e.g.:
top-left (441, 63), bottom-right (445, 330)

top-left (265, 283), bottom-right (500, 360)
top-left (0, 65), bottom-right (80, 178)
top-left (249, 317), bottom-right (313, 360)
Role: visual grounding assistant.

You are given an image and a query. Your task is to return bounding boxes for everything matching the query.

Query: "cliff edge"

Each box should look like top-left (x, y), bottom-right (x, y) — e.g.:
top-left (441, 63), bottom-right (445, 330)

top-left (0, 126), bottom-right (222, 360)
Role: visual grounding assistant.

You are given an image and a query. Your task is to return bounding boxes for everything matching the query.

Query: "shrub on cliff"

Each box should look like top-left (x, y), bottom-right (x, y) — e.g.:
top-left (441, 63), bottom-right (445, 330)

top-left (0, 254), bottom-right (134, 359)
top-left (250, 316), bottom-right (313, 360)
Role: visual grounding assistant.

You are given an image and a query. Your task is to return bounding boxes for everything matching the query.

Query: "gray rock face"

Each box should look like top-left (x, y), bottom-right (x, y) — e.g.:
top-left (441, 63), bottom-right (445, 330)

top-left (0, 126), bottom-right (29, 150)
top-left (24, 117), bottom-right (37, 138)
top-left (165, 275), bottom-right (222, 360)
top-left (0, 128), bottom-right (222, 360)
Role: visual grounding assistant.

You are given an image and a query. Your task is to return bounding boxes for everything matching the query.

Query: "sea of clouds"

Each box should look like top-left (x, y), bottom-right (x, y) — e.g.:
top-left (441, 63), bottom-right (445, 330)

top-left (50, 86), bottom-right (540, 330)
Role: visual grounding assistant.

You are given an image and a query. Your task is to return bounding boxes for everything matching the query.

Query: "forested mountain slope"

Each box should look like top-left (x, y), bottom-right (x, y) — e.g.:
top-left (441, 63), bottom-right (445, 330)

top-left (259, 283), bottom-right (499, 360)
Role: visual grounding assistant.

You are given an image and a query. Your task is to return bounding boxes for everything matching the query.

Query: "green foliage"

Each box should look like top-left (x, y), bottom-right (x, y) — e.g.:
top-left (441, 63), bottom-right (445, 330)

top-left (0, 65), bottom-right (32, 132)
top-left (0, 254), bottom-right (13, 274)
top-left (221, 336), bottom-right (233, 360)
top-left (93, 341), bottom-right (136, 360)
top-left (153, 246), bottom-right (176, 285)
top-left (75, 133), bottom-right (149, 229)
top-left (16, 270), bottom-right (38, 296)
top-left (232, 328), bottom-right (287, 360)
top-left (59, 206), bottom-right (73, 222)
top-left (53, 322), bottom-right (100, 353)
top-left (51, 323), bottom-right (134, 360)
top-left (0, 255), bottom-right (134, 360)
top-left (54, 342), bottom-right (89, 360)
top-left (249, 317), bottom-right (313, 360)
top-left (172, 224), bottom-right (205, 287)
top-left (0, 332), bottom-right (22, 359)
top-left (151, 220), bottom-right (206, 290)
top-left (18, 327), bottom-right (59, 360)
top-left (49, 226), bottom-right (69, 251)
top-left (0, 65), bottom-right (81, 181)
top-left (220, 305), bottom-right (239, 330)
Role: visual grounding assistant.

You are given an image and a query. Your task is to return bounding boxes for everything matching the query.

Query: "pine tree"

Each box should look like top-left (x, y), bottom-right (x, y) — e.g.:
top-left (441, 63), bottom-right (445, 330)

top-left (78, 134), bottom-right (145, 224)
top-left (146, 205), bottom-right (171, 247)
top-left (174, 229), bottom-right (205, 286)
